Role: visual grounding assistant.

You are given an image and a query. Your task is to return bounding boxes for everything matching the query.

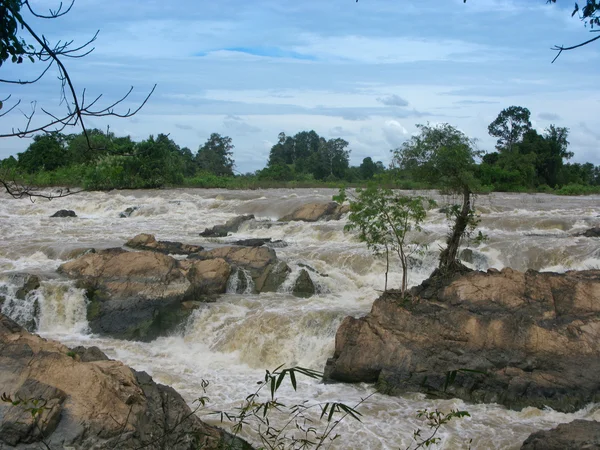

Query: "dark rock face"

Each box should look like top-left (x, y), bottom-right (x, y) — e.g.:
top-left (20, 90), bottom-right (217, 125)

top-left (126, 233), bottom-right (204, 255)
top-left (324, 268), bottom-right (600, 412)
top-left (200, 215), bottom-right (255, 237)
top-left (279, 202), bottom-right (349, 222)
top-left (292, 269), bottom-right (316, 298)
top-left (0, 314), bottom-right (251, 450)
top-left (521, 420), bottom-right (600, 449)
top-left (580, 227), bottom-right (600, 237)
top-left (50, 210), bottom-right (77, 218)
top-left (232, 238), bottom-right (288, 248)
top-left (69, 345), bottom-right (110, 362)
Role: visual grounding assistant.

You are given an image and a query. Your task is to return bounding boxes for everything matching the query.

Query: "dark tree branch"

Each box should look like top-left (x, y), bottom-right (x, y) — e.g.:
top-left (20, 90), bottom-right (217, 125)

top-left (551, 33), bottom-right (600, 62)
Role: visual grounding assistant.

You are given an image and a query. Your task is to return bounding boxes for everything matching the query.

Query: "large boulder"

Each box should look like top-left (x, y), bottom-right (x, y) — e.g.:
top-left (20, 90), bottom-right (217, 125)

top-left (200, 215), bottom-right (255, 237)
top-left (279, 202), bottom-right (349, 222)
top-left (190, 246), bottom-right (290, 293)
top-left (58, 248), bottom-right (230, 341)
top-left (292, 269), bottom-right (316, 298)
top-left (126, 233), bottom-right (204, 255)
top-left (521, 420), bottom-right (600, 449)
top-left (0, 314), bottom-right (250, 450)
top-left (324, 268), bottom-right (600, 412)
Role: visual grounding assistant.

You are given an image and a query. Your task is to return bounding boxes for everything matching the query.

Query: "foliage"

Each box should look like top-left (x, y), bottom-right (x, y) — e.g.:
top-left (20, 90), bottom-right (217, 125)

top-left (407, 409), bottom-right (471, 450)
top-left (392, 123), bottom-right (481, 271)
top-left (215, 365), bottom-right (367, 450)
top-left (196, 133), bottom-right (235, 177)
top-left (336, 186), bottom-right (435, 295)
top-left (487, 106), bottom-right (532, 153)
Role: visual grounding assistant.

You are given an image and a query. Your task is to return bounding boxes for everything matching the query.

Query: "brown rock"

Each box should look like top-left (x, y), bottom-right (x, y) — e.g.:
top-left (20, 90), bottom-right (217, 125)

top-left (0, 314), bottom-right (250, 450)
top-left (126, 233), bottom-right (204, 255)
top-left (324, 268), bottom-right (600, 412)
top-left (279, 202), bottom-right (348, 222)
top-left (521, 420), bottom-right (600, 449)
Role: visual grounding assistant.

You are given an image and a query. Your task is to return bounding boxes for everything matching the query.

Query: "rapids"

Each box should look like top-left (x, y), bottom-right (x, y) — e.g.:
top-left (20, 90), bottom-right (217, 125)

top-left (1, 188), bottom-right (599, 449)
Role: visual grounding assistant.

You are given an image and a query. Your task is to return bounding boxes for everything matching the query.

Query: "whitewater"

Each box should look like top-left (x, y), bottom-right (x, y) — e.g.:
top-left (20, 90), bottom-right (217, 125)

top-left (1, 188), bottom-right (599, 449)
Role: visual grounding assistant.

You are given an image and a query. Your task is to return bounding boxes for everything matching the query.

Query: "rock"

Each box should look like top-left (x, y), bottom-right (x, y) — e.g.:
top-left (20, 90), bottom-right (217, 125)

top-left (69, 345), bottom-right (110, 362)
top-left (298, 263), bottom-right (328, 277)
top-left (14, 274), bottom-right (40, 301)
top-left (190, 246), bottom-right (290, 293)
top-left (292, 269), bottom-right (316, 298)
top-left (279, 202), bottom-right (349, 222)
top-left (119, 206), bottom-right (138, 218)
top-left (233, 238), bottom-right (272, 247)
top-left (0, 314), bottom-right (250, 450)
top-left (324, 268), bottom-right (600, 412)
top-left (200, 215), bottom-right (255, 237)
top-left (580, 227), bottom-right (600, 237)
top-left (521, 420), bottom-right (600, 449)
top-left (126, 233), bottom-right (204, 255)
top-left (459, 248), bottom-right (473, 264)
top-left (50, 209), bottom-right (77, 218)
top-left (58, 249), bottom-right (230, 341)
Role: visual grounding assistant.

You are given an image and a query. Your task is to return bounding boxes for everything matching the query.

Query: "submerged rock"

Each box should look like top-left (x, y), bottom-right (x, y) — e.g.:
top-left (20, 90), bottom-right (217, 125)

top-left (126, 233), bottom-right (204, 255)
top-left (200, 215), bottom-right (255, 237)
top-left (292, 269), bottom-right (316, 298)
top-left (521, 420), bottom-right (600, 449)
top-left (579, 227), bottom-right (600, 238)
top-left (279, 202), bottom-right (349, 222)
top-left (119, 206), bottom-right (138, 218)
top-left (58, 248), bottom-right (230, 341)
top-left (0, 314), bottom-right (250, 450)
top-left (50, 209), bottom-right (77, 218)
top-left (324, 268), bottom-right (600, 412)
top-left (232, 238), bottom-right (288, 248)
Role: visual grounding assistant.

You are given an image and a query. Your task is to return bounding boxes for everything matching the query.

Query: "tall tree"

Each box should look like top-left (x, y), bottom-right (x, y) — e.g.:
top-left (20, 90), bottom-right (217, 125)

top-left (196, 133), bottom-right (235, 176)
top-left (393, 123), bottom-right (482, 272)
top-left (488, 106), bottom-right (532, 153)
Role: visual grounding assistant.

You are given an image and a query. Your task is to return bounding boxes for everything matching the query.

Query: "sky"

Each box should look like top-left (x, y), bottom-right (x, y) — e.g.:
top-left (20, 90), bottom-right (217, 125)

top-left (2, 0), bottom-right (600, 172)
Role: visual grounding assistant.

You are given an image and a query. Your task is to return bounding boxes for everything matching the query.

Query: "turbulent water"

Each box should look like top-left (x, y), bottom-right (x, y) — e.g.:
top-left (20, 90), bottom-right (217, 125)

top-left (1, 188), bottom-right (599, 449)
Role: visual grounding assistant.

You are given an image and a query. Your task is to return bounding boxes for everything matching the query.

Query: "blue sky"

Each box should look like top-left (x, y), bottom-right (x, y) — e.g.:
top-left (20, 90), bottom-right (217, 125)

top-left (2, 0), bottom-right (600, 172)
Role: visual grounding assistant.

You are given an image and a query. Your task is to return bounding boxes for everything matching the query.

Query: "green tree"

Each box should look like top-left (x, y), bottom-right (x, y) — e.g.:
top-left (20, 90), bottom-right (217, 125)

top-left (336, 186), bottom-right (434, 295)
top-left (196, 133), bottom-right (235, 176)
top-left (393, 123), bottom-right (482, 272)
top-left (17, 133), bottom-right (68, 173)
top-left (488, 106), bottom-right (532, 153)
top-left (359, 157), bottom-right (384, 179)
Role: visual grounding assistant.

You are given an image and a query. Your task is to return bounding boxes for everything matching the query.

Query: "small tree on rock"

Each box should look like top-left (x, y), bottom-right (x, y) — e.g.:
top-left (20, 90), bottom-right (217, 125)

top-left (336, 186), bottom-right (434, 295)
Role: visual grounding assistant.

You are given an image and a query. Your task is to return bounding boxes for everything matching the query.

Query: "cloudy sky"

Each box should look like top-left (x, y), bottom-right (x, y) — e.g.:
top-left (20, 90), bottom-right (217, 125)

top-left (2, 0), bottom-right (600, 172)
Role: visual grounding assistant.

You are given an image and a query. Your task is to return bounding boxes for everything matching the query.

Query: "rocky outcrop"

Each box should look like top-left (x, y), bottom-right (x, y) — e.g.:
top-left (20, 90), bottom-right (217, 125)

top-left (0, 314), bottom-right (250, 450)
top-left (200, 215), bottom-right (255, 237)
top-left (324, 268), bottom-right (600, 412)
top-left (126, 233), bottom-right (204, 255)
top-left (50, 210), bottom-right (76, 218)
top-left (292, 269), bottom-right (316, 298)
top-left (521, 420), bottom-right (600, 449)
top-left (190, 246), bottom-right (290, 293)
top-left (119, 206), bottom-right (138, 218)
top-left (279, 202), bottom-right (349, 222)
top-left (58, 248), bottom-right (230, 341)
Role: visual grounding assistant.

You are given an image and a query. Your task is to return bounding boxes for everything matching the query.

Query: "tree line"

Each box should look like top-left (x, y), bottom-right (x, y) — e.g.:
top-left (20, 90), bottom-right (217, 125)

top-left (1, 105), bottom-right (599, 193)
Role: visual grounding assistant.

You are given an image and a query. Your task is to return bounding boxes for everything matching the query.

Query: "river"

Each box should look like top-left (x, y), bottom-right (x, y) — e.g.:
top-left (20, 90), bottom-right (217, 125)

top-left (1, 188), bottom-right (599, 449)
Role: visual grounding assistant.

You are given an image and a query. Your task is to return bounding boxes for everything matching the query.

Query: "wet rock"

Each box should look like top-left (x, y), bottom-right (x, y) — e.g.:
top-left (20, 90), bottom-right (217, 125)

top-left (279, 202), bottom-right (349, 222)
top-left (69, 345), bottom-right (110, 362)
top-left (50, 209), bottom-right (77, 218)
top-left (521, 420), bottom-right (600, 449)
top-left (459, 248), bottom-right (474, 264)
top-left (324, 268), bottom-right (600, 412)
top-left (119, 206), bottom-right (138, 218)
top-left (233, 238), bottom-right (272, 247)
top-left (58, 248), bottom-right (230, 341)
top-left (190, 246), bottom-right (290, 293)
top-left (126, 233), bottom-right (204, 255)
top-left (0, 314), bottom-right (250, 450)
top-left (200, 215), bottom-right (255, 237)
top-left (580, 227), bottom-right (600, 237)
top-left (298, 263), bottom-right (328, 277)
top-left (292, 269), bottom-right (316, 298)
top-left (14, 274), bottom-right (40, 300)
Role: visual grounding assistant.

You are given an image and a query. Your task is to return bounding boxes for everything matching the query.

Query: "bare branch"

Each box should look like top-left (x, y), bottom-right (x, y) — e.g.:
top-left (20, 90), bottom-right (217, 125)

top-left (551, 33), bottom-right (600, 63)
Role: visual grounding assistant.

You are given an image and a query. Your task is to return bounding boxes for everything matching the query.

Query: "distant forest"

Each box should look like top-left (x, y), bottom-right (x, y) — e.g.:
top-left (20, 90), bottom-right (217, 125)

top-left (1, 106), bottom-right (599, 194)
